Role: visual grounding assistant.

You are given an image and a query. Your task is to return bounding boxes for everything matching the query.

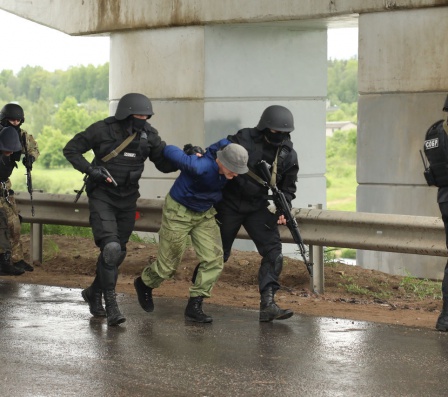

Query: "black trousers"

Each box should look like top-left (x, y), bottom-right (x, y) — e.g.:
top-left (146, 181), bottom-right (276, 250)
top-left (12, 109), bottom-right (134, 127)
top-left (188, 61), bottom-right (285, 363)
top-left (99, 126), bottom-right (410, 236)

top-left (439, 201), bottom-right (448, 299)
top-left (215, 202), bottom-right (283, 293)
top-left (88, 196), bottom-right (136, 250)
top-left (88, 196), bottom-right (135, 290)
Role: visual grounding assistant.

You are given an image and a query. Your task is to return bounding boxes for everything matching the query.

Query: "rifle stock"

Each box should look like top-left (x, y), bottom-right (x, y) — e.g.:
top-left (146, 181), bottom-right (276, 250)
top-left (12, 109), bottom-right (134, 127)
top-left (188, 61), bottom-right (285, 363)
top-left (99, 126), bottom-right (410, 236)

top-left (74, 174), bottom-right (88, 203)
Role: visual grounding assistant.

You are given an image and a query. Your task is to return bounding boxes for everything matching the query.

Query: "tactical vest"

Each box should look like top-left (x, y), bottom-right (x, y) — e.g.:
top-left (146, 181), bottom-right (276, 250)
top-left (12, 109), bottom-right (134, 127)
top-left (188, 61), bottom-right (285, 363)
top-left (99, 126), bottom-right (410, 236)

top-left (90, 120), bottom-right (147, 196)
top-left (422, 119), bottom-right (448, 187)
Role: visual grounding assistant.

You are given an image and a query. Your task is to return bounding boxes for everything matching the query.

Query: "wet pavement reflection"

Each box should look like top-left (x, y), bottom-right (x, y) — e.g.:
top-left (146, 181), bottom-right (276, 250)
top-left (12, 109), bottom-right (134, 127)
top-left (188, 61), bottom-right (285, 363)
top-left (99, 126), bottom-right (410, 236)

top-left (0, 280), bottom-right (447, 397)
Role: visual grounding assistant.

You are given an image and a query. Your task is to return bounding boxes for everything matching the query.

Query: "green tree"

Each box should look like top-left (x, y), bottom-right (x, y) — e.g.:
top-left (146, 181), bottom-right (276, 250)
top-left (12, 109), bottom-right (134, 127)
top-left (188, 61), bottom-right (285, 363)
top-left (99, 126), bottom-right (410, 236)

top-left (327, 58), bottom-right (358, 122)
top-left (38, 126), bottom-right (71, 168)
top-left (54, 96), bottom-right (94, 136)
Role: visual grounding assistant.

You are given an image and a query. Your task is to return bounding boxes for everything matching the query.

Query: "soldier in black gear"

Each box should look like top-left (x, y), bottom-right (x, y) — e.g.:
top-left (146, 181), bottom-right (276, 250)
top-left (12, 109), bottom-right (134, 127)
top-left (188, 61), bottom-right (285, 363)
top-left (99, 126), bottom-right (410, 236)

top-left (435, 95), bottom-right (448, 331)
top-left (63, 93), bottom-right (177, 326)
top-left (215, 105), bottom-right (299, 322)
top-left (0, 126), bottom-right (25, 275)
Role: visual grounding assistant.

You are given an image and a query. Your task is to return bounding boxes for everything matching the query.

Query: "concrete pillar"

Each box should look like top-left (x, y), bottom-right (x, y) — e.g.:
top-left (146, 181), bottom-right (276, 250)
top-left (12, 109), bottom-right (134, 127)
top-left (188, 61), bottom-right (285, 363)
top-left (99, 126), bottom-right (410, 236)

top-left (109, 22), bottom-right (328, 253)
top-left (357, 7), bottom-right (448, 279)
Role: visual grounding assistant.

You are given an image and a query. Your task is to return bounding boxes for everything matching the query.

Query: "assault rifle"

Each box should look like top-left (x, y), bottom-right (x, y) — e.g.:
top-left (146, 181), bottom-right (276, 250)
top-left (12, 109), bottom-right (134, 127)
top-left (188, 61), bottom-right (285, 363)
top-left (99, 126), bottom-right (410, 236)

top-left (22, 137), bottom-right (34, 217)
top-left (74, 166), bottom-right (117, 203)
top-left (257, 160), bottom-right (313, 277)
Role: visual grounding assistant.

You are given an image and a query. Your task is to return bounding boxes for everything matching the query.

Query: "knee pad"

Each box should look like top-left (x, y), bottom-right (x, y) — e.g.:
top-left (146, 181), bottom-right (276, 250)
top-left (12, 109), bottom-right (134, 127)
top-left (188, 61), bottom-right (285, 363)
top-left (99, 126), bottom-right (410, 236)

top-left (103, 242), bottom-right (123, 268)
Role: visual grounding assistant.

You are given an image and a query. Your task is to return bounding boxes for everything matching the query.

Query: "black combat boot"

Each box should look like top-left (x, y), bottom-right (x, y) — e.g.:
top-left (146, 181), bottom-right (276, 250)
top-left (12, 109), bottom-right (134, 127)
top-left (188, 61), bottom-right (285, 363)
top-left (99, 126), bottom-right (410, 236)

top-left (259, 288), bottom-right (294, 322)
top-left (436, 299), bottom-right (448, 331)
top-left (0, 252), bottom-right (24, 276)
top-left (81, 285), bottom-right (106, 317)
top-left (134, 276), bottom-right (154, 312)
top-left (103, 289), bottom-right (126, 326)
top-left (184, 296), bottom-right (213, 323)
top-left (14, 260), bottom-right (34, 272)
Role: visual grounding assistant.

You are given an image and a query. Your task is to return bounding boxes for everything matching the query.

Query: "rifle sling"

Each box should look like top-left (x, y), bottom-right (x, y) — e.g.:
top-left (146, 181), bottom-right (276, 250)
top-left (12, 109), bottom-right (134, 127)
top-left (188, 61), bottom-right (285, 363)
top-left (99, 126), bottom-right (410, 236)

top-left (101, 132), bottom-right (137, 162)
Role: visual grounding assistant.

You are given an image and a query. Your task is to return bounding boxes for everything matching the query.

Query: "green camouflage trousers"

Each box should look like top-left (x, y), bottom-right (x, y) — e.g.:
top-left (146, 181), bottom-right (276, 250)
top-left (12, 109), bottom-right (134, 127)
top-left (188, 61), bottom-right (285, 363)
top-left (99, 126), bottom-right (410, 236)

top-left (142, 194), bottom-right (224, 298)
top-left (0, 195), bottom-right (24, 262)
top-left (0, 207), bottom-right (11, 254)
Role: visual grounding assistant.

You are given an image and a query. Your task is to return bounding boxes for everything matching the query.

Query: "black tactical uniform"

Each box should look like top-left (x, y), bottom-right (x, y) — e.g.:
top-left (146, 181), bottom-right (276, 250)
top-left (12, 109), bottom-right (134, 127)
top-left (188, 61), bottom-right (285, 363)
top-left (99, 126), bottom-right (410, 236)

top-left (215, 105), bottom-right (299, 322)
top-left (437, 185), bottom-right (448, 331)
top-left (428, 95), bottom-right (448, 332)
top-left (63, 93), bottom-right (176, 326)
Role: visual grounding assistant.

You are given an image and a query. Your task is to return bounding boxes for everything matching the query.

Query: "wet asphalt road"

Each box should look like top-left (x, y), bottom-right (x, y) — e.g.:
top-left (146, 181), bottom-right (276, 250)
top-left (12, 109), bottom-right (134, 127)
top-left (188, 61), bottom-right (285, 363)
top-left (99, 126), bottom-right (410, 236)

top-left (0, 280), bottom-right (447, 397)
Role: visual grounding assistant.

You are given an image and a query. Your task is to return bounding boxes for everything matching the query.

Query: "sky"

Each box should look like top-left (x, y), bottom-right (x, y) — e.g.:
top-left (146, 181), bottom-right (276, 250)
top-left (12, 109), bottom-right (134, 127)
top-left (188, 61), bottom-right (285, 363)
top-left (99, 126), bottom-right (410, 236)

top-left (0, 9), bottom-right (357, 73)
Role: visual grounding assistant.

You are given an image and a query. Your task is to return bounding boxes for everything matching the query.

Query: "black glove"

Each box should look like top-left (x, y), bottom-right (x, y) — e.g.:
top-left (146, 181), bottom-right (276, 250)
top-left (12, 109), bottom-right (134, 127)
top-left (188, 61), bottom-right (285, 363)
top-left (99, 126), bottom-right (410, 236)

top-left (183, 144), bottom-right (204, 156)
top-left (87, 166), bottom-right (109, 184)
top-left (22, 155), bottom-right (35, 170)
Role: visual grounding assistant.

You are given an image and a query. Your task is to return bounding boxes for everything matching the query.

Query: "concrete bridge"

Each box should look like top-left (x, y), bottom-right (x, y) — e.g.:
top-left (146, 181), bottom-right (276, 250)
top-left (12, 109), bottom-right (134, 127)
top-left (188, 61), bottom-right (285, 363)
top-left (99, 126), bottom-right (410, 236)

top-left (0, 0), bottom-right (446, 278)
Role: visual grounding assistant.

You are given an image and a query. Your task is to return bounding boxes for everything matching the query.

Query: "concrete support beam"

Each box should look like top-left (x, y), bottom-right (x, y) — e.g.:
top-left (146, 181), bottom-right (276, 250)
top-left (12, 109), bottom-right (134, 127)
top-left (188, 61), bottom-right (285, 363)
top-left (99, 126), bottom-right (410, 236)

top-left (357, 7), bottom-right (448, 278)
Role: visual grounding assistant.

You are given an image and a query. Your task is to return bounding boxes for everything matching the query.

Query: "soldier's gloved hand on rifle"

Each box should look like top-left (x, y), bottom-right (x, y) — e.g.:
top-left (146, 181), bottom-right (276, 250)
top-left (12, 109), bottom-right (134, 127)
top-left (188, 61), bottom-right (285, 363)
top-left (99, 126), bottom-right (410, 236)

top-left (87, 166), bottom-right (113, 184)
top-left (22, 155), bottom-right (35, 170)
top-left (183, 143), bottom-right (205, 156)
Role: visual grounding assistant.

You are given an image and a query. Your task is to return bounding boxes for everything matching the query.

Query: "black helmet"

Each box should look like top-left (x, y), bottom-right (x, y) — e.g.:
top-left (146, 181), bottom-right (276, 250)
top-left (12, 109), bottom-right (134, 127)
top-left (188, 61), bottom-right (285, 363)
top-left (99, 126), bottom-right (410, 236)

top-left (0, 127), bottom-right (22, 152)
top-left (115, 93), bottom-right (154, 121)
top-left (443, 94), bottom-right (448, 112)
top-left (0, 103), bottom-right (25, 123)
top-left (256, 105), bottom-right (294, 133)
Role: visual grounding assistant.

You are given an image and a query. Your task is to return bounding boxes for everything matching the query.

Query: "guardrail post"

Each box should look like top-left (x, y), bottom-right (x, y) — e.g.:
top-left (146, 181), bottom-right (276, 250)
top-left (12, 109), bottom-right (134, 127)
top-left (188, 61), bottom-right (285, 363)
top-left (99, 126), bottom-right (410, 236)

top-left (30, 223), bottom-right (43, 264)
top-left (308, 204), bottom-right (324, 294)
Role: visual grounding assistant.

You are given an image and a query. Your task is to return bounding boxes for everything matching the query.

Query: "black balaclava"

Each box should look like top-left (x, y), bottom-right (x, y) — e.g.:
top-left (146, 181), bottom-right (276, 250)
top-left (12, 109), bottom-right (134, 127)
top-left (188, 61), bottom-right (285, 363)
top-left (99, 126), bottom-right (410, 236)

top-left (264, 129), bottom-right (288, 147)
top-left (132, 117), bottom-right (148, 132)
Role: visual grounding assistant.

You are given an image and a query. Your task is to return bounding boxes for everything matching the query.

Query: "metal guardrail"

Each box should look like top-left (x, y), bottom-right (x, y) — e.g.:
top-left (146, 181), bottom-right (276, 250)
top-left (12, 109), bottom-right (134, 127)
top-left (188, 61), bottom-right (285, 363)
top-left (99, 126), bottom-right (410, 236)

top-left (14, 192), bottom-right (447, 294)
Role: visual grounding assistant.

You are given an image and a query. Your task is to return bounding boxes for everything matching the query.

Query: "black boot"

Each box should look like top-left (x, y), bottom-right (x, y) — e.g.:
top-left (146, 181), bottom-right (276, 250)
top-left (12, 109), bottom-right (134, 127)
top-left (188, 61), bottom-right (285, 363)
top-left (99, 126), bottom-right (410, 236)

top-left (436, 299), bottom-right (448, 331)
top-left (14, 260), bottom-right (34, 272)
top-left (185, 296), bottom-right (213, 323)
top-left (0, 252), bottom-right (24, 276)
top-left (103, 290), bottom-right (126, 326)
top-left (259, 288), bottom-right (293, 322)
top-left (81, 285), bottom-right (106, 317)
top-left (134, 276), bottom-right (154, 312)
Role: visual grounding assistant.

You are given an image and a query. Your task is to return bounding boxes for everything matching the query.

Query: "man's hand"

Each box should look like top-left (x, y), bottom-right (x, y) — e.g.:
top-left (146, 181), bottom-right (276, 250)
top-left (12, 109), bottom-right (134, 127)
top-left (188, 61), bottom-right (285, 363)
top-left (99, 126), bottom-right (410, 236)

top-left (87, 166), bottom-right (115, 184)
top-left (22, 155), bottom-right (35, 170)
top-left (183, 144), bottom-right (204, 156)
top-left (277, 214), bottom-right (287, 225)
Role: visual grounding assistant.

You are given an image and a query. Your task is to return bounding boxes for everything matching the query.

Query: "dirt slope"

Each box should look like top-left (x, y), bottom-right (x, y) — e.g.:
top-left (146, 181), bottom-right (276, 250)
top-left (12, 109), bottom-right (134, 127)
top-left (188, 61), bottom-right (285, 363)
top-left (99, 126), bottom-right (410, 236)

top-left (7, 235), bottom-right (443, 330)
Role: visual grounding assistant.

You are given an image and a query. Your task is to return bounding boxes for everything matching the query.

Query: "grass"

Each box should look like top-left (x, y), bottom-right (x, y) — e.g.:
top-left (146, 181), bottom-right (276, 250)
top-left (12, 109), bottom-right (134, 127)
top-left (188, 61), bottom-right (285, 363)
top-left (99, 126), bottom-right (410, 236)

top-left (10, 165), bottom-right (83, 195)
top-left (337, 272), bottom-right (442, 301)
top-left (399, 273), bottom-right (442, 300)
top-left (326, 161), bottom-right (356, 212)
top-left (20, 223), bottom-right (155, 244)
top-left (337, 274), bottom-right (392, 300)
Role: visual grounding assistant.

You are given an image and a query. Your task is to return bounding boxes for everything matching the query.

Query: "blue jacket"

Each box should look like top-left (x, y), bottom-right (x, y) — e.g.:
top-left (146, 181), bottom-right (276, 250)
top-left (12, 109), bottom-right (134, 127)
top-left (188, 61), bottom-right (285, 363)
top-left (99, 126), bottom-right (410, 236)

top-left (163, 138), bottom-right (231, 212)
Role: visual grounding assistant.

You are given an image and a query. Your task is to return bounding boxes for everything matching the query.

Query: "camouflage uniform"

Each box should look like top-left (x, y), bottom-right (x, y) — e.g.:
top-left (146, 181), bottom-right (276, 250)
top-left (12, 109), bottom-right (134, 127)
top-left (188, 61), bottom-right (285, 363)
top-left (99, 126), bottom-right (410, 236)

top-left (0, 125), bottom-right (27, 275)
top-left (0, 207), bottom-right (11, 254)
top-left (0, 129), bottom-right (39, 263)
